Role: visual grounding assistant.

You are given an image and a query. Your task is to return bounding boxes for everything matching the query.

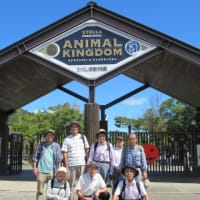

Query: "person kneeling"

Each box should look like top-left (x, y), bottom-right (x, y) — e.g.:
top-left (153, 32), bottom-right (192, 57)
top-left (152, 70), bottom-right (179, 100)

top-left (112, 165), bottom-right (149, 200)
top-left (76, 161), bottom-right (110, 200)
top-left (46, 166), bottom-right (70, 200)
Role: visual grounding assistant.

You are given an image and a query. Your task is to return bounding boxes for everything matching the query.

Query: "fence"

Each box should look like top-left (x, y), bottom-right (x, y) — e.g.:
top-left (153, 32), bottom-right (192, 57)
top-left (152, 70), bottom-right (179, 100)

top-left (34, 130), bottom-right (200, 177)
top-left (8, 133), bottom-right (23, 175)
top-left (110, 131), bottom-right (200, 176)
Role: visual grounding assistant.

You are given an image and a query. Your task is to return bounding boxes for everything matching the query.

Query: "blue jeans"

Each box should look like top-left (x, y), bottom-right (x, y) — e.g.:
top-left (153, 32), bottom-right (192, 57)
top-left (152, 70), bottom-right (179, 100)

top-left (96, 161), bottom-right (110, 180)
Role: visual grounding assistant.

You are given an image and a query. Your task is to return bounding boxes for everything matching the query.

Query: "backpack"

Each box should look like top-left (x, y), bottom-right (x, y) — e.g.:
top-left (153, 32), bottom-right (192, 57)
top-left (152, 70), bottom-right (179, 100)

top-left (119, 179), bottom-right (143, 200)
top-left (81, 134), bottom-right (89, 161)
top-left (81, 134), bottom-right (86, 149)
top-left (47, 178), bottom-right (67, 200)
top-left (51, 178), bottom-right (67, 190)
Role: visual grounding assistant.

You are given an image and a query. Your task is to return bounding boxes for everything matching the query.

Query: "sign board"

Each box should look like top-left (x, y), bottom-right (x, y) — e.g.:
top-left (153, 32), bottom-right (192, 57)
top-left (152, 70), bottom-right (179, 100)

top-left (30, 19), bottom-right (156, 80)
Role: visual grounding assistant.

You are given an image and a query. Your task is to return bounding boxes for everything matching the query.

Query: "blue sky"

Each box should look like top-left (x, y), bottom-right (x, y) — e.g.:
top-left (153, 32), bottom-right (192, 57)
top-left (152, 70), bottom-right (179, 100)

top-left (1, 0), bottom-right (200, 131)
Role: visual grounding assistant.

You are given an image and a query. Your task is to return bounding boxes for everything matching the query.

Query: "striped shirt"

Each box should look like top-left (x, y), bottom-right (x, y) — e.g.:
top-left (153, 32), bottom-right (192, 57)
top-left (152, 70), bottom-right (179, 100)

top-left (62, 134), bottom-right (89, 166)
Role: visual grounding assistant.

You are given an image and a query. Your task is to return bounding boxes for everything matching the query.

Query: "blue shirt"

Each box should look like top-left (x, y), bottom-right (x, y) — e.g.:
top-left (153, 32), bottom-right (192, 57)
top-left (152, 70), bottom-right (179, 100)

top-left (120, 145), bottom-right (148, 171)
top-left (38, 143), bottom-right (54, 173)
top-left (32, 141), bottom-right (62, 173)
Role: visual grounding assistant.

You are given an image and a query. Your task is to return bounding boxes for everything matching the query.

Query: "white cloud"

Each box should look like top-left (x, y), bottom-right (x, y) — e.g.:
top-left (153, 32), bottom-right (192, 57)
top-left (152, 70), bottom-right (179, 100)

top-left (123, 97), bottom-right (146, 106)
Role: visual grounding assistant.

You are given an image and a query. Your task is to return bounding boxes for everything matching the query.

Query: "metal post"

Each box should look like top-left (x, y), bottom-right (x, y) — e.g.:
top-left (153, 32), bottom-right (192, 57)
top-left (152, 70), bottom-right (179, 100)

top-left (128, 123), bottom-right (131, 134)
top-left (191, 120), bottom-right (197, 173)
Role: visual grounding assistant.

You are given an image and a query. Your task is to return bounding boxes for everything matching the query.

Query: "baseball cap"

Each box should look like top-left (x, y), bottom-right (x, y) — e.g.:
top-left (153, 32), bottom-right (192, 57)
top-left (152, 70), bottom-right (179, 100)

top-left (87, 161), bottom-right (99, 169)
top-left (116, 136), bottom-right (124, 140)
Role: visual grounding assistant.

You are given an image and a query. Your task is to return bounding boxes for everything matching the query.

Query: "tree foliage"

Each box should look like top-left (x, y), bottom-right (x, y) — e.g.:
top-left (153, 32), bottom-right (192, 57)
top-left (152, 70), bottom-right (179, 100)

top-left (114, 98), bottom-right (199, 132)
top-left (8, 103), bottom-right (84, 141)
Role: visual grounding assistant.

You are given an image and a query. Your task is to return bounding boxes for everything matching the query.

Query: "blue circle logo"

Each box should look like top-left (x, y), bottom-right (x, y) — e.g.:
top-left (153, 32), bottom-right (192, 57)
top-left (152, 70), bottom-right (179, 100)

top-left (125, 41), bottom-right (140, 55)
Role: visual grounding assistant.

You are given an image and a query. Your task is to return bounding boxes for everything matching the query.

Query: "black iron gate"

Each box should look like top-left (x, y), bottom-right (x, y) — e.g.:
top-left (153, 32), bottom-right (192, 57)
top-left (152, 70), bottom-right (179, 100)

top-left (109, 131), bottom-right (200, 176)
top-left (8, 133), bottom-right (23, 175)
top-left (35, 130), bottom-right (200, 176)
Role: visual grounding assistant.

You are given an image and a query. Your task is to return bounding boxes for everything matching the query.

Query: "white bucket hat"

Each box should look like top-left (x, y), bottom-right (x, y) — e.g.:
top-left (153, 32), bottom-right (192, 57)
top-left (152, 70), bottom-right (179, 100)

top-left (56, 167), bottom-right (67, 175)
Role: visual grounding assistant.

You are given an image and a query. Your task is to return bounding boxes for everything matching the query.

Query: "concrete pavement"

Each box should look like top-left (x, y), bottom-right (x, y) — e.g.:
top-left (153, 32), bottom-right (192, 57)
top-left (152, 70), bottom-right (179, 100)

top-left (0, 166), bottom-right (200, 200)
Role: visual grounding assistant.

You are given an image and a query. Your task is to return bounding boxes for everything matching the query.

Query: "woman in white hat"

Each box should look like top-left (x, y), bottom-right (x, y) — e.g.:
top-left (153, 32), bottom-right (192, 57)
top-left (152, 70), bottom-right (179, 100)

top-left (46, 166), bottom-right (70, 200)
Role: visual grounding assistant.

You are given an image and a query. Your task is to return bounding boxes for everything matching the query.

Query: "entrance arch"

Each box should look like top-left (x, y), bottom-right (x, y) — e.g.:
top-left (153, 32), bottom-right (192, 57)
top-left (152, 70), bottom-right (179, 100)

top-left (0, 2), bottom-right (200, 174)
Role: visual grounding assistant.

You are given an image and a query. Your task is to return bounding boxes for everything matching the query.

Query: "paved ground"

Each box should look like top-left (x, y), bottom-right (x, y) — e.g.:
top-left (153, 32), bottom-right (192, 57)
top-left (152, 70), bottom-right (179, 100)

top-left (0, 166), bottom-right (200, 200)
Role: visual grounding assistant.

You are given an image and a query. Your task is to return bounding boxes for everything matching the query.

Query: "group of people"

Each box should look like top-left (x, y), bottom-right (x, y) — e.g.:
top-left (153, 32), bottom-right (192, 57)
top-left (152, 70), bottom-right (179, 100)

top-left (32, 121), bottom-right (149, 200)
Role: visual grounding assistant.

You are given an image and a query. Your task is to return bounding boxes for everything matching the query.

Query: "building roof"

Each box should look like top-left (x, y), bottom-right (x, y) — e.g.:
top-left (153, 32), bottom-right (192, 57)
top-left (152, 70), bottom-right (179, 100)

top-left (0, 2), bottom-right (200, 114)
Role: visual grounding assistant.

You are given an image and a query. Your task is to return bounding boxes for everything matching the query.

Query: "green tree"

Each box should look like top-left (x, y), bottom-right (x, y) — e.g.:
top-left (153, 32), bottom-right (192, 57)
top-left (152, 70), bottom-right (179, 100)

top-left (160, 98), bottom-right (197, 131)
top-left (114, 116), bottom-right (143, 132)
top-left (8, 103), bottom-right (84, 140)
top-left (114, 97), bottom-right (198, 132)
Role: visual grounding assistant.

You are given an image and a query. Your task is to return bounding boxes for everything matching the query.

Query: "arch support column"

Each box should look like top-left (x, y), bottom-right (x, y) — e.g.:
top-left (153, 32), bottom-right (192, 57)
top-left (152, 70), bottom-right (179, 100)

top-left (84, 103), bottom-right (99, 145)
top-left (0, 112), bottom-right (9, 175)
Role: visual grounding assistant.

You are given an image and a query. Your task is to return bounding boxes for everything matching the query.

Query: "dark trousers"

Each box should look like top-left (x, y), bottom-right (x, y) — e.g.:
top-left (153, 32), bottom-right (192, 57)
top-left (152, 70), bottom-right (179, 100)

top-left (78, 192), bottom-right (110, 200)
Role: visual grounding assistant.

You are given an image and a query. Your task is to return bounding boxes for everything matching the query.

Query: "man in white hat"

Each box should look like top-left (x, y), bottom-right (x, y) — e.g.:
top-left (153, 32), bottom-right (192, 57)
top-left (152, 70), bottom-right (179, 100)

top-left (76, 161), bottom-right (110, 200)
top-left (87, 129), bottom-right (115, 182)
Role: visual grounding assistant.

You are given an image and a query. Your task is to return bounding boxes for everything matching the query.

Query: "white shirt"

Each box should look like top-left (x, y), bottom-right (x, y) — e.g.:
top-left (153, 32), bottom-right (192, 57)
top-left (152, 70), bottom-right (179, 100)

top-left (114, 146), bottom-right (123, 166)
top-left (110, 146), bottom-right (123, 174)
top-left (114, 179), bottom-right (146, 200)
top-left (62, 134), bottom-right (89, 166)
top-left (75, 172), bottom-right (106, 196)
top-left (46, 178), bottom-right (70, 200)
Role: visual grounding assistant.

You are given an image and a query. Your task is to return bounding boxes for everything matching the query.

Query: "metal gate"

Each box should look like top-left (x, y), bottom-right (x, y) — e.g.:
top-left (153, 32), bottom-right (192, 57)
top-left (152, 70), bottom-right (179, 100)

top-left (109, 131), bottom-right (200, 176)
top-left (35, 130), bottom-right (200, 176)
top-left (8, 133), bottom-right (23, 175)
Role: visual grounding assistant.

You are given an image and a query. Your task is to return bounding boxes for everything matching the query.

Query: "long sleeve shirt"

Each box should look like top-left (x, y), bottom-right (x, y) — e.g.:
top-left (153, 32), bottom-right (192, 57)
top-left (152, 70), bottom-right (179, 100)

top-left (120, 145), bottom-right (148, 171)
top-left (110, 146), bottom-right (123, 175)
top-left (32, 141), bottom-right (62, 173)
top-left (87, 142), bottom-right (116, 167)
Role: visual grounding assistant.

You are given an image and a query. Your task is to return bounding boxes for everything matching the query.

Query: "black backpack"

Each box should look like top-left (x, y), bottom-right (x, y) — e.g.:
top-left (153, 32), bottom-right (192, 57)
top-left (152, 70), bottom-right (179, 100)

top-left (51, 178), bottom-right (67, 190)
